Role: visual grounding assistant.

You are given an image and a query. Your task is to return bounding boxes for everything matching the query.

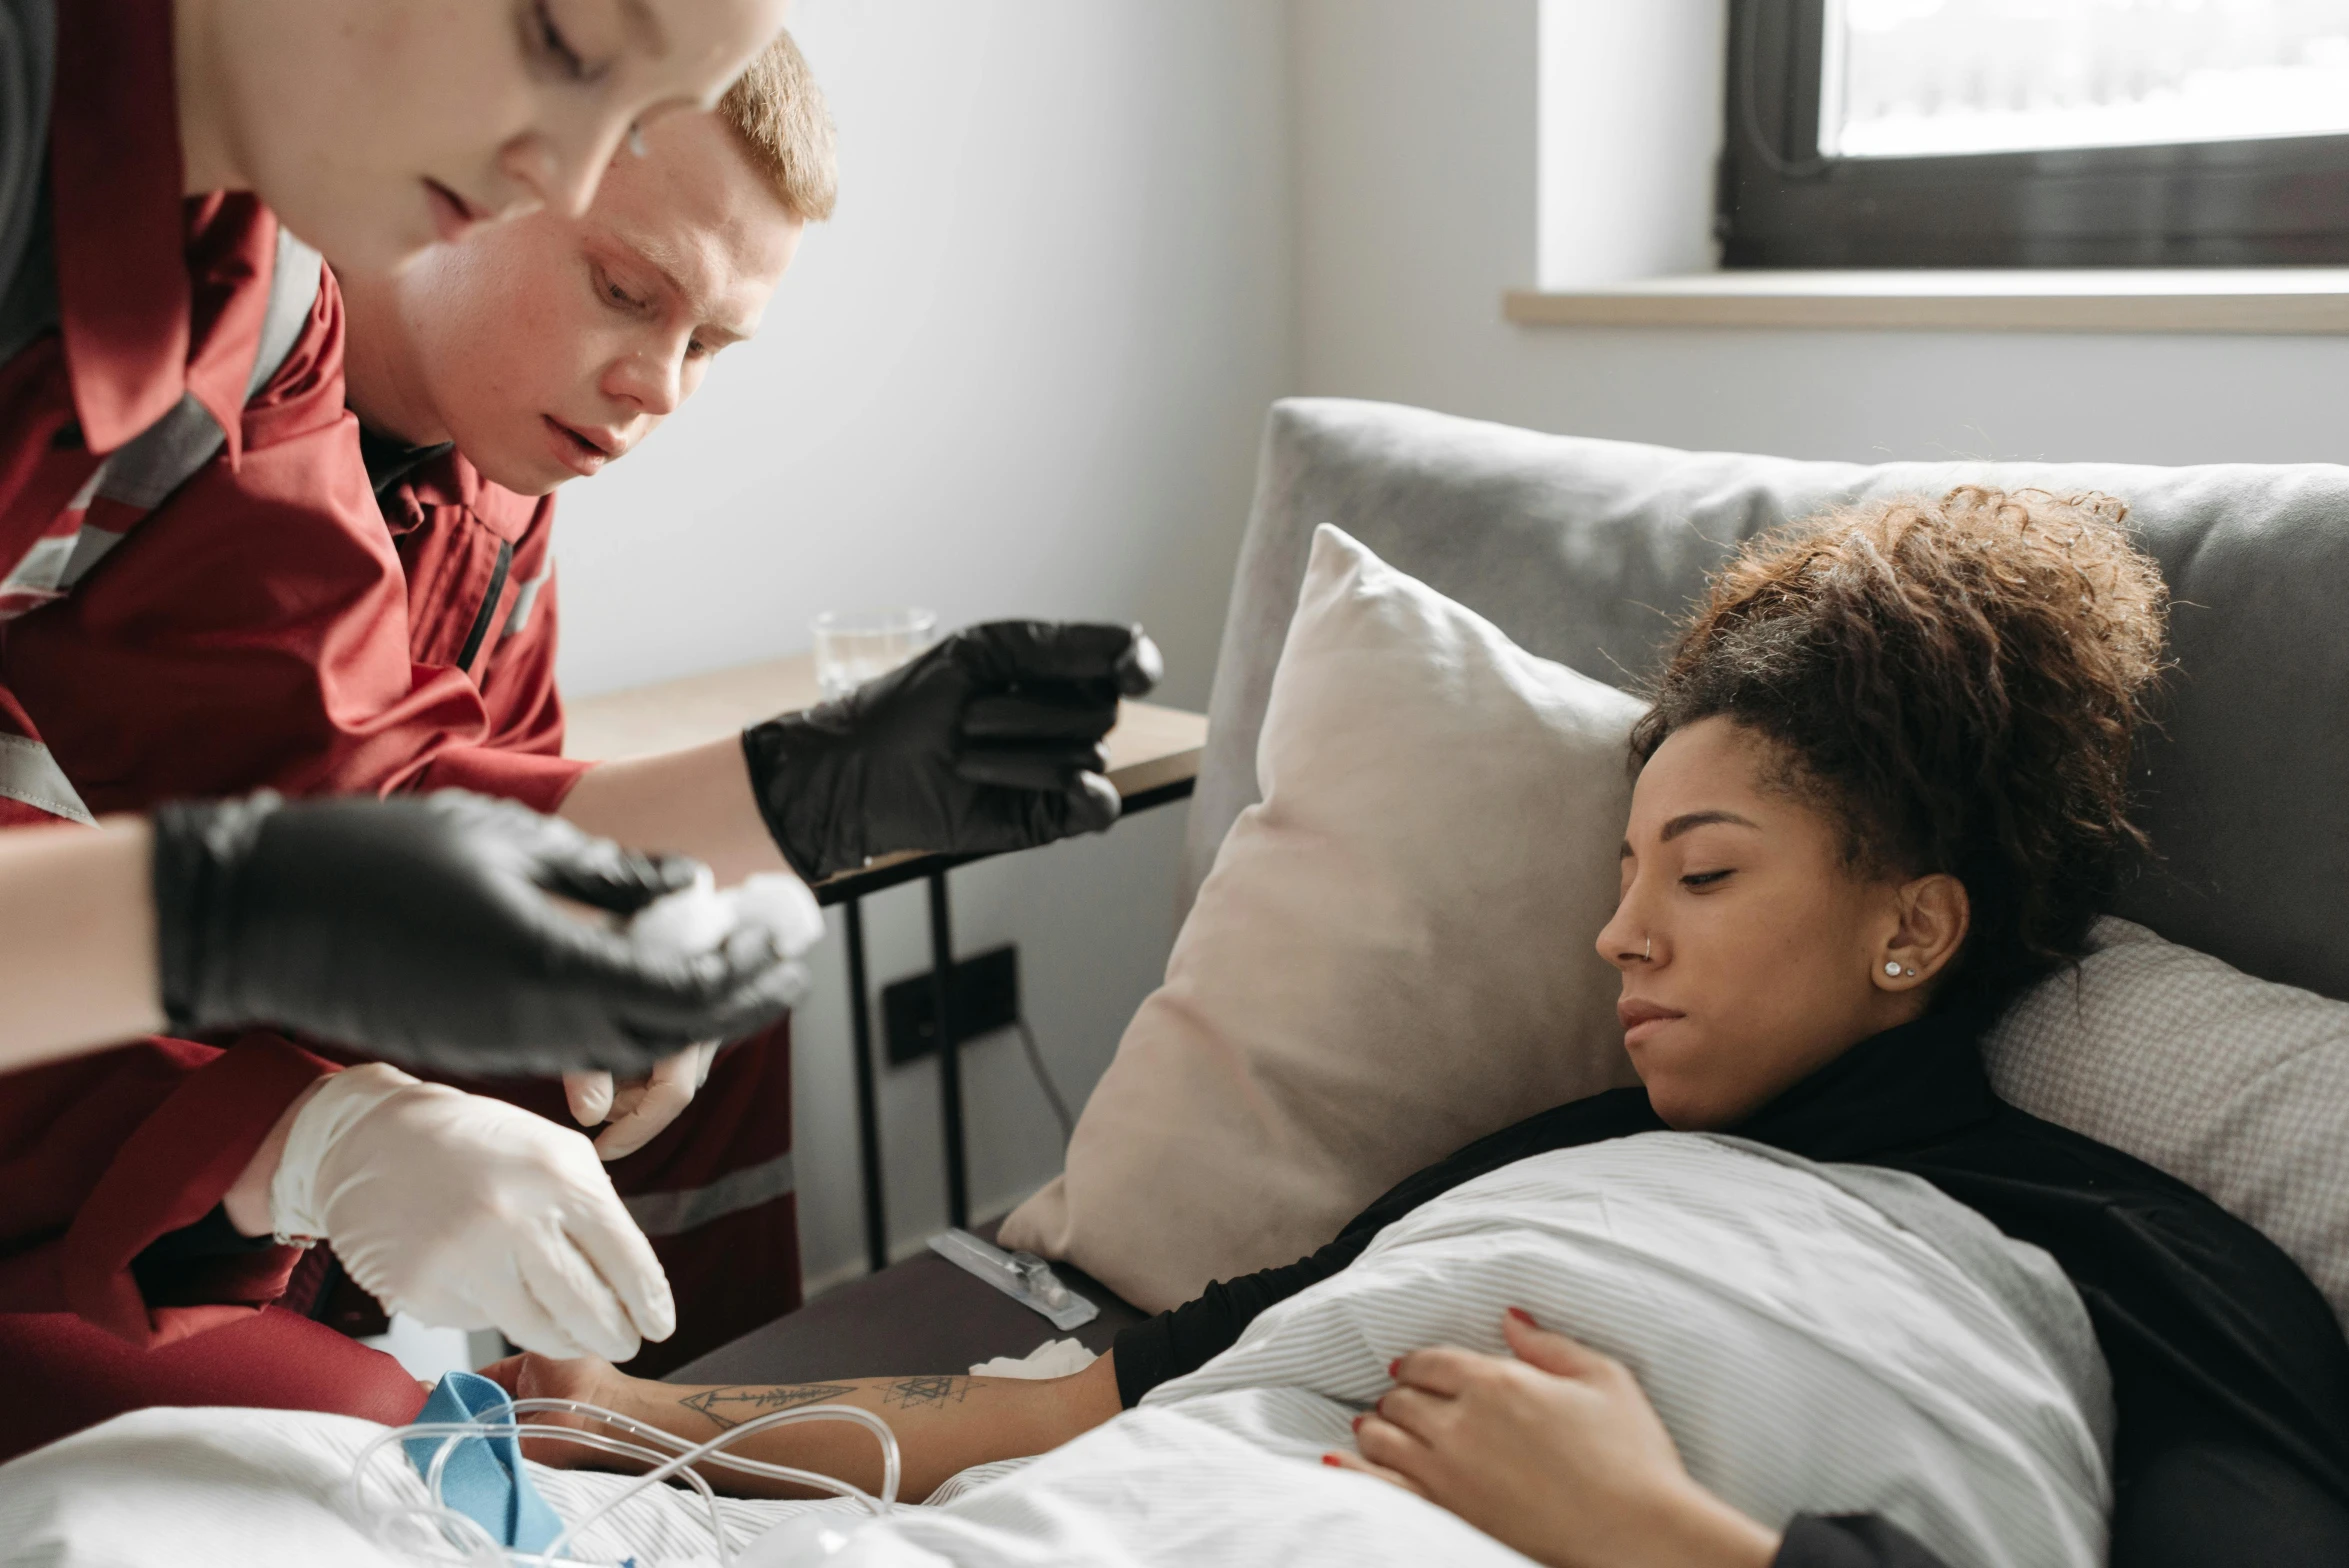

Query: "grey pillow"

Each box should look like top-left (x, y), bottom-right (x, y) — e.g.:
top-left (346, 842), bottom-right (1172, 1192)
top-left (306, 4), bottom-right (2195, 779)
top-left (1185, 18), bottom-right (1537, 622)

top-left (1195, 400), bottom-right (2349, 1005)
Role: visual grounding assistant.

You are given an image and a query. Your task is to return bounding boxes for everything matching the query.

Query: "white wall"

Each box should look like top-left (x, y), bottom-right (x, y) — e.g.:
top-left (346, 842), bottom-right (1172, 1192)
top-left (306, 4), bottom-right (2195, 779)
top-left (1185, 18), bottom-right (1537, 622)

top-left (1537, 0), bottom-right (1723, 287)
top-left (1294, 0), bottom-right (2349, 467)
top-left (552, 1), bottom-right (1292, 1287)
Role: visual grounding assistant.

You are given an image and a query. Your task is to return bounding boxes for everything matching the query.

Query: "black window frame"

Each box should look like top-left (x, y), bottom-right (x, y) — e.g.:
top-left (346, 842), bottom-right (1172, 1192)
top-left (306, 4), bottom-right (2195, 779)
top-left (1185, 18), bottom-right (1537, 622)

top-left (1719, 0), bottom-right (2349, 269)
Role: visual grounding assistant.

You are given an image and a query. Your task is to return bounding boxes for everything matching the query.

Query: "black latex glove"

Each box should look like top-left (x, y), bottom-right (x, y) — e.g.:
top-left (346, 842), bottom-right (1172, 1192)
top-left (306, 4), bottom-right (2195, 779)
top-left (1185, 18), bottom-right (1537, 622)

top-left (151, 790), bottom-right (802, 1075)
top-left (742, 620), bottom-right (1163, 881)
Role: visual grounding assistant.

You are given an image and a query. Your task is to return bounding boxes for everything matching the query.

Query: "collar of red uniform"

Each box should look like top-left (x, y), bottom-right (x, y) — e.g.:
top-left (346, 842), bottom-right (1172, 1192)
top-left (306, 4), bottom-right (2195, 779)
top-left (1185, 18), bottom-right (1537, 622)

top-left (392, 444), bottom-right (483, 512)
top-left (387, 443), bottom-right (545, 544)
top-left (49, 0), bottom-right (259, 460)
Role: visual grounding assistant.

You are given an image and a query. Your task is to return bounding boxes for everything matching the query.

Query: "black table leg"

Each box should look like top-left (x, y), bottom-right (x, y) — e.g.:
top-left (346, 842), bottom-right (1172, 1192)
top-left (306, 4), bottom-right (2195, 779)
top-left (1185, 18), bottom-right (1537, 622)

top-left (842, 897), bottom-right (888, 1275)
top-left (927, 870), bottom-right (969, 1228)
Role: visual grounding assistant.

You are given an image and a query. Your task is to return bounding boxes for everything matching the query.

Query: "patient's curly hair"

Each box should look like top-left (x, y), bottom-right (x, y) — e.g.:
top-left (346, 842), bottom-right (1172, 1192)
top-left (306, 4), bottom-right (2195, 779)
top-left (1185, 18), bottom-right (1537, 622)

top-left (1629, 487), bottom-right (2168, 1004)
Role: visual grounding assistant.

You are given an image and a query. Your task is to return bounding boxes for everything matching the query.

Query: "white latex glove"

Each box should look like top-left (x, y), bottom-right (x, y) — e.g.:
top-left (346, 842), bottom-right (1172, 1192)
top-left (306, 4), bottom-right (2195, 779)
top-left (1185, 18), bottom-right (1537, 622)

top-left (271, 1063), bottom-right (674, 1361)
top-left (560, 870), bottom-right (824, 1161)
top-left (564, 1042), bottom-right (719, 1161)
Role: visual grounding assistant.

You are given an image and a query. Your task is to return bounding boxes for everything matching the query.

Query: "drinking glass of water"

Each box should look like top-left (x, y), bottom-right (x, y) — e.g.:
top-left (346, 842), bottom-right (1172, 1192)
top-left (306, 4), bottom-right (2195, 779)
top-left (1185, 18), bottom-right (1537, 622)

top-left (812, 608), bottom-right (938, 700)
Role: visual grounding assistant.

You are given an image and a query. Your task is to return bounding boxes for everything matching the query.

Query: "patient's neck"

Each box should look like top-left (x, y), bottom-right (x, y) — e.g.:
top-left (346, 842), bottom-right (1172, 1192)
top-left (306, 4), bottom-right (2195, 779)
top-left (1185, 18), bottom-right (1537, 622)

top-left (337, 268), bottom-right (449, 449)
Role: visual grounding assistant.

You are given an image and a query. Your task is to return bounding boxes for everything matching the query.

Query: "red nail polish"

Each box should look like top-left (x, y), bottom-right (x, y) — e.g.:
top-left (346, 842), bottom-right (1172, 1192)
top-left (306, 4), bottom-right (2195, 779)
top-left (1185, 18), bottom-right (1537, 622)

top-left (1351, 1414), bottom-right (1364, 1431)
top-left (1386, 1358), bottom-right (1400, 1378)
top-left (1322, 1453), bottom-right (1342, 1467)
top-left (1506, 1307), bottom-right (1534, 1325)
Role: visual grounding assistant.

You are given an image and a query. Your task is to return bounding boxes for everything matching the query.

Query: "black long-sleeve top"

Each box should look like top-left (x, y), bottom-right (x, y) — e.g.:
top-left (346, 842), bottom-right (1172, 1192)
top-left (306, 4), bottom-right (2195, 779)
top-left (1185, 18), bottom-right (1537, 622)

top-left (1111, 1008), bottom-right (2349, 1567)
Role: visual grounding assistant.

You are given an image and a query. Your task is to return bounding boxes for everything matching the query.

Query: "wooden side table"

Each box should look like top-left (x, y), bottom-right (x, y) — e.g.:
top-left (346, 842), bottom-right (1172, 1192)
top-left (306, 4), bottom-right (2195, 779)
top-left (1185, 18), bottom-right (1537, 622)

top-left (565, 654), bottom-right (1207, 1274)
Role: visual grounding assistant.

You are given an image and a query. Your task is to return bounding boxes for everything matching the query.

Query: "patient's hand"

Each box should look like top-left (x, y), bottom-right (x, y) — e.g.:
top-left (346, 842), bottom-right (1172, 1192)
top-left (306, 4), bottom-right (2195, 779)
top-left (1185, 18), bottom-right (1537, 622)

top-left (481, 1352), bottom-right (645, 1469)
top-left (1328, 1310), bottom-right (1781, 1568)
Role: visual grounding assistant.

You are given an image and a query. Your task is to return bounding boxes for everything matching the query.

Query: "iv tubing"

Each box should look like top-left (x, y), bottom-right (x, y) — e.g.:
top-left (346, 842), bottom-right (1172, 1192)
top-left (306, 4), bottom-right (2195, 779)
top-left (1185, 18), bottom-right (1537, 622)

top-left (347, 1397), bottom-right (901, 1567)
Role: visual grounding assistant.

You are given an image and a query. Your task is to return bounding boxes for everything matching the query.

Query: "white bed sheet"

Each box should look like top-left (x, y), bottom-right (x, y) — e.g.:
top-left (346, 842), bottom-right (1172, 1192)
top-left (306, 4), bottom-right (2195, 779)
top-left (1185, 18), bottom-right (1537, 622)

top-left (0, 1135), bottom-right (2110, 1568)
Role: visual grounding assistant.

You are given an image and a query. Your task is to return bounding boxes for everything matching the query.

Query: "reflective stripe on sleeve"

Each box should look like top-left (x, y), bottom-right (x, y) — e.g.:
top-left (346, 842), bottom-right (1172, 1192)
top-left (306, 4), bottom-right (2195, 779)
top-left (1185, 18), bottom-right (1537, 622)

top-left (620, 1151), bottom-right (796, 1237)
top-left (0, 529), bottom-right (77, 599)
top-left (0, 732), bottom-right (94, 824)
top-left (90, 227), bottom-right (320, 511)
top-left (0, 461), bottom-right (106, 611)
top-left (0, 224), bottom-right (323, 614)
top-left (95, 391), bottom-right (227, 510)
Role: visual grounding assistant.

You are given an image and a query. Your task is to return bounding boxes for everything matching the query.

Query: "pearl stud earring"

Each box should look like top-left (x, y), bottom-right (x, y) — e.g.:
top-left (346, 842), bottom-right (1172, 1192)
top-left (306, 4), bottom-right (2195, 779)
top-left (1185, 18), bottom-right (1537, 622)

top-left (1884, 961), bottom-right (1902, 976)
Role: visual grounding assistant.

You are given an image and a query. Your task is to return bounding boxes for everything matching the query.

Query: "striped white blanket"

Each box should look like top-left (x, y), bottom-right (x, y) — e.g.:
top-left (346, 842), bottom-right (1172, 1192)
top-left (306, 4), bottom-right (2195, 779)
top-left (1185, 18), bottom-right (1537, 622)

top-left (0, 1135), bottom-right (2111, 1568)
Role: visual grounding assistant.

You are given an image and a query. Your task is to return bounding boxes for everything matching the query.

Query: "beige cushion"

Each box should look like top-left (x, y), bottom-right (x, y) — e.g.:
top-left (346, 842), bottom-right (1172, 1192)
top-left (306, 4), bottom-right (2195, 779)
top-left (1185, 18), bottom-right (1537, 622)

top-left (1986, 916), bottom-right (2349, 1334)
top-left (1002, 526), bottom-right (1643, 1311)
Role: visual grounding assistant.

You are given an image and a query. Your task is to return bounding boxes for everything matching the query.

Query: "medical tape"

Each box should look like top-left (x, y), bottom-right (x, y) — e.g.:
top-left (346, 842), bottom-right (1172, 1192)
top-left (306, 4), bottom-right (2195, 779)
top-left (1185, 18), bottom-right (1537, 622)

top-left (267, 1062), bottom-right (421, 1244)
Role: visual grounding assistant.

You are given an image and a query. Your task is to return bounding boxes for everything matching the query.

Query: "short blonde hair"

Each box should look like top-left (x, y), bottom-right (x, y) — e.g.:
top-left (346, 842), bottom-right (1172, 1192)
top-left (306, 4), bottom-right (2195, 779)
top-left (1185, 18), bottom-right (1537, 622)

top-left (717, 29), bottom-right (838, 223)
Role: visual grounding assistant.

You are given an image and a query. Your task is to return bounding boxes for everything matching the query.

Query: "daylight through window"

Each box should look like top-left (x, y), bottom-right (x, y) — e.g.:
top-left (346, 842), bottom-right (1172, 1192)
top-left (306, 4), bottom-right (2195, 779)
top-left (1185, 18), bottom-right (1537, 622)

top-left (1824, 0), bottom-right (2349, 159)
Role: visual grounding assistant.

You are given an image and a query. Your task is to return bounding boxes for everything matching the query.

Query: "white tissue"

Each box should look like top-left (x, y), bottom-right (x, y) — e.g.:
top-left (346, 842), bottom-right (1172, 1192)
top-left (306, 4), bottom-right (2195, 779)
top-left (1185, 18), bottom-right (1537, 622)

top-left (631, 870), bottom-right (827, 962)
top-left (730, 872), bottom-right (829, 959)
top-left (969, 1337), bottom-right (1098, 1379)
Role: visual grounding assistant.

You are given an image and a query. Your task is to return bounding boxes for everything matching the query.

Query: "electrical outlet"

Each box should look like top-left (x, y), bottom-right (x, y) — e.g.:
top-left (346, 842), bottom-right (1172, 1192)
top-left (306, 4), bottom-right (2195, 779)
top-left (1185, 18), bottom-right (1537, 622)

top-left (882, 945), bottom-right (1021, 1067)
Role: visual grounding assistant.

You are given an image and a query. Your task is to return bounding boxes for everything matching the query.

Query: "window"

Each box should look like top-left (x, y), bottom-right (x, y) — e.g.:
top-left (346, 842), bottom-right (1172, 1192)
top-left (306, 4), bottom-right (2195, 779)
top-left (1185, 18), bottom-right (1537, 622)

top-left (1721, 0), bottom-right (2349, 267)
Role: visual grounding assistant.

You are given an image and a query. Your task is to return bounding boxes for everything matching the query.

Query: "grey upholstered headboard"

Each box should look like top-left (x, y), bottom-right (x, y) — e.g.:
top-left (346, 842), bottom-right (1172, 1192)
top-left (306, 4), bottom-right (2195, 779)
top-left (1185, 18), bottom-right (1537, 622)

top-left (1183, 398), bottom-right (2349, 1004)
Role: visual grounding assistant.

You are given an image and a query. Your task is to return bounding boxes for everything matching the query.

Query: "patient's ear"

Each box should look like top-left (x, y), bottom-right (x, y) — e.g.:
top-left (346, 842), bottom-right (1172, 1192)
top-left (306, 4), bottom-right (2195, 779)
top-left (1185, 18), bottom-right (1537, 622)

top-left (1873, 873), bottom-right (1969, 992)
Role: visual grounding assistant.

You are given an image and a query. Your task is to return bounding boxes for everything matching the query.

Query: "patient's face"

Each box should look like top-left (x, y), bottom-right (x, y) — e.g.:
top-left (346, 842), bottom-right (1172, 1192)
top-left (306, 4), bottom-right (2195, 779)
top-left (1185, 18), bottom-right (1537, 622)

top-left (1596, 716), bottom-right (1925, 1130)
top-left (342, 109), bottom-right (803, 495)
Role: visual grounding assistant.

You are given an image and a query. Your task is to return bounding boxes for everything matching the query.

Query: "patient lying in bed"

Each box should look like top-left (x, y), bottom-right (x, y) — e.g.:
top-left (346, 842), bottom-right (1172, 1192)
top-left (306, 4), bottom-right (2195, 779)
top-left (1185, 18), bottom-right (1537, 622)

top-left (468, 490), bottom-right (2347, 1568)
top-left (8, 492), bottom-right (2342, 1568)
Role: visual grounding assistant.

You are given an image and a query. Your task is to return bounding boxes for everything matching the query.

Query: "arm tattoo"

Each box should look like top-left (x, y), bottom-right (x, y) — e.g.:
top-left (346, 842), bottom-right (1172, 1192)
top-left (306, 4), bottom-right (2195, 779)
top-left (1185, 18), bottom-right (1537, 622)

top-left (879, 1375), bottom-right (970, 1410)
top-left (679, 1384), bottom-right (859, 1430)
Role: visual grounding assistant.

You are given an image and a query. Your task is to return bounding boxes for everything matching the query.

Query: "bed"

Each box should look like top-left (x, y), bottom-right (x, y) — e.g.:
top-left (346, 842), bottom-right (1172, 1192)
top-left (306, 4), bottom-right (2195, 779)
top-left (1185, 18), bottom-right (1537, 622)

top-left (674, 395), bottom-right (2349, 1385)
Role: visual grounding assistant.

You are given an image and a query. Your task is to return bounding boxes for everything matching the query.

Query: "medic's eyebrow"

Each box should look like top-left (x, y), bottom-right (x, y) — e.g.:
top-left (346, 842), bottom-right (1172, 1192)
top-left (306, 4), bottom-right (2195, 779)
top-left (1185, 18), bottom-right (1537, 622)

top-left (617, 0), bottom-right (669, 59)
top-left (611, 235), bottom-right (755, 344)
top-left (1619, 809), bottom-right (1763, 859)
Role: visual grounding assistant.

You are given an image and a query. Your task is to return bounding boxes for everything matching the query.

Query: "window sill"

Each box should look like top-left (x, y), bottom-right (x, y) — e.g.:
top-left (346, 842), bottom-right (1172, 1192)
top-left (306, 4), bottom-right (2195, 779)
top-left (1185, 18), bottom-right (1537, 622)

top-left (1503, 270), bottom-right (2349, 334)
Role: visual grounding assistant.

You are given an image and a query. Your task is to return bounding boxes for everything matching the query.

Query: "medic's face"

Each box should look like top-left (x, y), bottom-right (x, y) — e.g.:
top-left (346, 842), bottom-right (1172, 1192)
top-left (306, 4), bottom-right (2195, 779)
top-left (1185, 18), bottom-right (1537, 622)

top-left (193, 0), bottom-right (791, 274)
top-left (358, 109), bottom-right (803, 496)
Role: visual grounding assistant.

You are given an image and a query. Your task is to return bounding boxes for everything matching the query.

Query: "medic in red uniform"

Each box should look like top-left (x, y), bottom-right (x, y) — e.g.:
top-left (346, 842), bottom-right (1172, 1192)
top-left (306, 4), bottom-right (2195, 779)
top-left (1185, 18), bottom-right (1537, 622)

top-left (0, 0), bottom-right (809, 1459)
top-left (0, 1), bottom-right (1147, 1457)
top-left (0, 3), bottom-right (458, 1414)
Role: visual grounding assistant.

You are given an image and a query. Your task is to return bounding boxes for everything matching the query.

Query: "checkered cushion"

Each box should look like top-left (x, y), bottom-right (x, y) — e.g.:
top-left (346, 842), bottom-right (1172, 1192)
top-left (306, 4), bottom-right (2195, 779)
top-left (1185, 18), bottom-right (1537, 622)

top-left (1986, 917), bottom-right (2349, 1333)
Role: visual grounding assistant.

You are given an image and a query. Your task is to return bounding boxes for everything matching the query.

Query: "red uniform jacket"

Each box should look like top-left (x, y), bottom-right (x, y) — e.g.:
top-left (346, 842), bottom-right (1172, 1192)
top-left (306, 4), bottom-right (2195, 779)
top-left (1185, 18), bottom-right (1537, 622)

top-left (0, 437), bottom-right (586, 1347)
top-left (12, 437), bottom-right (801, 1371)
top-left (0, 7), bottom-right (789, 1366)
top-left (0, 0), bottom-right (575, 1347)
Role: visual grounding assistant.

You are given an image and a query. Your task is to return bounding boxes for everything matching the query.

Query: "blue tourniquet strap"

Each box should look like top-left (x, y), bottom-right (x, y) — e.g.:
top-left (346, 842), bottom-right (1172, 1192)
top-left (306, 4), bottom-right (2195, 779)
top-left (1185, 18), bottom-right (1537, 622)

top-left (403, 1370), bottom-right (566, 1554)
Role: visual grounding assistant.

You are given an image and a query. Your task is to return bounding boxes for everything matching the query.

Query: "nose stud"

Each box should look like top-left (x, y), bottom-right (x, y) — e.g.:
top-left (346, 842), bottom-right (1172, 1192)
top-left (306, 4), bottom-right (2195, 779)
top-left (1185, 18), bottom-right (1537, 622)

top-left (626, 122), bottom-right (649, 158)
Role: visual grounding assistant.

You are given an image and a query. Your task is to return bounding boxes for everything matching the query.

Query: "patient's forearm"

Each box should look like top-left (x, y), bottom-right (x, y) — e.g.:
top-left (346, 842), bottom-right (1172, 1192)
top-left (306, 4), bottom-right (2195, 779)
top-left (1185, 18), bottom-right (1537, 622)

top-left (613, 1353), bottom-right (1123, 1502)
top-left (560, 738), bottom-right (793, 886)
